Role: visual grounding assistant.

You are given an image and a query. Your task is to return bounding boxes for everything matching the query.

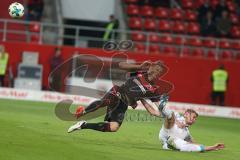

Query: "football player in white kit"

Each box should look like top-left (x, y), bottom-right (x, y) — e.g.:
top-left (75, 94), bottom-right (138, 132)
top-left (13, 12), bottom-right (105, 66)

top-left (141, 95), bottom-right (225, 152)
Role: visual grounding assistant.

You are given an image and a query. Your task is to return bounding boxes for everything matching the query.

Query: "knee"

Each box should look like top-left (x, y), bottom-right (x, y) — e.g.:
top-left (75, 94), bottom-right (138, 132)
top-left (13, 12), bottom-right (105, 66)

top-left (109, 122), bottom-right (120, 132)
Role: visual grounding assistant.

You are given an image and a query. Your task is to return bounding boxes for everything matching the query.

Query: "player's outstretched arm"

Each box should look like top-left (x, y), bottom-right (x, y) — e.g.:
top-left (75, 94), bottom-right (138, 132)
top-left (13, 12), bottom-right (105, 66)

top-left (141, 99), bottom-right (161, 117)
top-left (175, 141), bottom-right (224, 152)
top-left (119, 61), bottom-right (152, 71)
top-left (204, 143), bottom-right (225, 151)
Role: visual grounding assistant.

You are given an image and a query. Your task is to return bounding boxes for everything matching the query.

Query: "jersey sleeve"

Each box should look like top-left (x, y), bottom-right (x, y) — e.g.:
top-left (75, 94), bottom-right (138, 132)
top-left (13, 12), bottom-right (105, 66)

top-left (149, 96), bottom-right (160, 102)
top-left (148, 87), bottom-right (161, 102)
top-left (184, 130), bottom-right (193, 142)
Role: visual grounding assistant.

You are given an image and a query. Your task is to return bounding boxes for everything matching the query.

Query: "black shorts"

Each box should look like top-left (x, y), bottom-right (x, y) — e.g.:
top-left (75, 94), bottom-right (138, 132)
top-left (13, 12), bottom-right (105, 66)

top-left (101, 85), bottom-right (128, 125)
top-left (211, 91), bottom-right (225, 99)
top-left (104, 99), bottom-right (128, 125)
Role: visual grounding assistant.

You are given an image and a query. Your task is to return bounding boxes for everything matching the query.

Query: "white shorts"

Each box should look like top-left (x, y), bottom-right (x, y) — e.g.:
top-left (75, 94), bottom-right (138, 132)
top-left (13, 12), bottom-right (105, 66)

top-left (159, 128), bottom-right (169, 149)
top-left (167, 137), bottom-right (205, 152)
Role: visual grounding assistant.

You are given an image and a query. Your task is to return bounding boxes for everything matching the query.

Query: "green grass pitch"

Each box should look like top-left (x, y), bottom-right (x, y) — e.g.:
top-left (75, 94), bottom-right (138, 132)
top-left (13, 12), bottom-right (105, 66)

top-left (0, 98), bottom-right (240, 160)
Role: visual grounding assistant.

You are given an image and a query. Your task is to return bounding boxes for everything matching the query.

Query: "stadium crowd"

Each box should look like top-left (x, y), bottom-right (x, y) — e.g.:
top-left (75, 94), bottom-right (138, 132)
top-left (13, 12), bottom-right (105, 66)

top-left (198, 0), bottom-right (232, 38)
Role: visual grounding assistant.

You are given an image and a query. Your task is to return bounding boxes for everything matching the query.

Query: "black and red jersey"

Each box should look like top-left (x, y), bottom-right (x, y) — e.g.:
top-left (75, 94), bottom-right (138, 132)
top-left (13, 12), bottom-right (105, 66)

top-left (119, 71), bottom-right (171, 108)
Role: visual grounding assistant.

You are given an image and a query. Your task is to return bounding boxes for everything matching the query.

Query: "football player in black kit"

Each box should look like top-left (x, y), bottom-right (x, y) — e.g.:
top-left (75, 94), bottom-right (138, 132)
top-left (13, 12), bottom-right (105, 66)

top-left (68, 60), bottom-right (173, 133)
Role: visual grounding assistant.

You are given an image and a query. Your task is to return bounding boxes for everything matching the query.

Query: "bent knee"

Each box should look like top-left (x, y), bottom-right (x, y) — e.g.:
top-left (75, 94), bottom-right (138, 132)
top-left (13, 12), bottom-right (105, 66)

top-left (109, 122), bottom-right (120, 132)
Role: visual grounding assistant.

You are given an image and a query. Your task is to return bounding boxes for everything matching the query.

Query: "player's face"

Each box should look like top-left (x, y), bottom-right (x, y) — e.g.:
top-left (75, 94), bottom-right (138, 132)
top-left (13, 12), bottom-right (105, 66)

top-left (185, 112), bottom-right (198, 126)
top-left (147, 65), bottom-right (162, 81)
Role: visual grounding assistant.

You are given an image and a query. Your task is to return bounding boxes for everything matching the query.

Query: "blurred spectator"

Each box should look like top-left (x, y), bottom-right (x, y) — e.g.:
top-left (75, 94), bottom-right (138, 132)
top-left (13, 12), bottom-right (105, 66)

top-left (27, 0), bottom-right (44, 21)
top-left (236, 0), bottom-right (240, 5)
top-left (236, 2), bottom-right (240, 16)
top-left (211, 64), bottom-right (228, 106)
top-left (200, 11), bottom-right (216, 36)
top-left (216, 10), bottom-right (232, 37)
top-left (198, 0), bottom-right (214, 22)
top-left (138, 0), bottom-right (150, 6)
top-left (215, 0), bottom-right (229, 20)
top-left (49, 47), bottom-right (63, 92)
top-left (138, 0), bottom-right (170, 7)
top-left (0, 45), bottom-right (9, 87)
top-left (8, 66), bottom-right (14, 88)
top-left (103, 15), bottom-right (119, 41)
top-left (152, 0), bottom-right (170, 7)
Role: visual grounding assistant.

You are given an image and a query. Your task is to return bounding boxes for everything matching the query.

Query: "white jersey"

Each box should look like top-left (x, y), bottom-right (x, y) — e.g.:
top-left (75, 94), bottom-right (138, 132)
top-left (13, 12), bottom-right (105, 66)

top-left (159, 111), bottom-right (191, 144)
top-left (158, 111), bottom-right (204, 152)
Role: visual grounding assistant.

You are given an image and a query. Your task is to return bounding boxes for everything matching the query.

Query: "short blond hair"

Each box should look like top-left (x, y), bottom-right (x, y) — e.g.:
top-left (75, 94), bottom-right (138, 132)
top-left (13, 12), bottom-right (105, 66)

top-left (185, 109), bottom-right (198, 117)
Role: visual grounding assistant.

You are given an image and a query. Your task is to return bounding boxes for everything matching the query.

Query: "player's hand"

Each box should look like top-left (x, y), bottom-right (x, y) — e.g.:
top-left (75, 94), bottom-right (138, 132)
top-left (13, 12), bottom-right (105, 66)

top-left (214, 143), bottom-right (225, 150)
top-left (158, 93), bottom-right (169, 110)
top-left (216, 143), bottom-right (225, 149)
top-left (140, 61), bottom-right (152, 70)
